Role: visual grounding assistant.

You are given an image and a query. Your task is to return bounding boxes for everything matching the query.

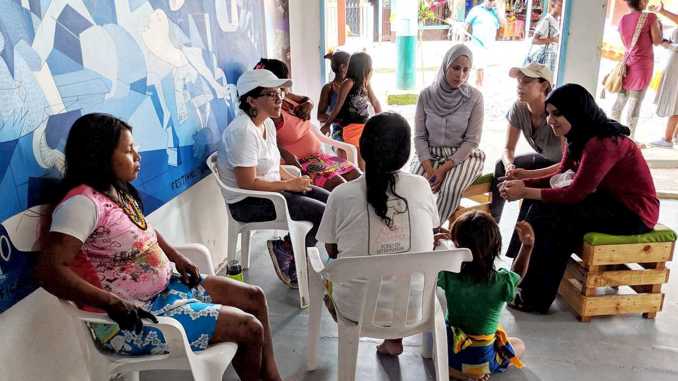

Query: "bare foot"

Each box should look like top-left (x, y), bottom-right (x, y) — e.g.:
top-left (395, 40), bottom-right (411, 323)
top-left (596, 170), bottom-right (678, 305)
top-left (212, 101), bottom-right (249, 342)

top-left (449, 367), bottom-right (490, 381)
top-left (376, 339), bottom-right (403, 356)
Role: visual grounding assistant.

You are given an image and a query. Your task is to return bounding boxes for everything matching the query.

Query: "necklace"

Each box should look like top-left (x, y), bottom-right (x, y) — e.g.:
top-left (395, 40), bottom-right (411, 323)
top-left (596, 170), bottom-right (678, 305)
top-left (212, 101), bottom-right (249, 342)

top-left (112, 189), bottom-right (148, 230)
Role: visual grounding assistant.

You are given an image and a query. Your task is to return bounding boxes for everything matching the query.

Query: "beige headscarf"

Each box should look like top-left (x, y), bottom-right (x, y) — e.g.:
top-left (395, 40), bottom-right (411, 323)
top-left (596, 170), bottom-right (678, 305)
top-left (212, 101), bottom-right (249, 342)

top-left (419, 44), bottom-right (474, 117)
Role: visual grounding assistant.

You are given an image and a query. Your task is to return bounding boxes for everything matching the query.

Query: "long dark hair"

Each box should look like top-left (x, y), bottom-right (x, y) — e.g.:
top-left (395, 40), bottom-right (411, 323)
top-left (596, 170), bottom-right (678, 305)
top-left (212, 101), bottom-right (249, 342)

top-left (452, 211), bottom-right (502, 283)
top-left (359, 112), bottom-right (411, 228)
top-left (346, 52), bottom-right (372, 95)
top-left (255, 58), bottom-right (289, 79)
top-left (60, 113), bottom-right (142, 206)
top-left (545, 83), bottom-right (630, 162)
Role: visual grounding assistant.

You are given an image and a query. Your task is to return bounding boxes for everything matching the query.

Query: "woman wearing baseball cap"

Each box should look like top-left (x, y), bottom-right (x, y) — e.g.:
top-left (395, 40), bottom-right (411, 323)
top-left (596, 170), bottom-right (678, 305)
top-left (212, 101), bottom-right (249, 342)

top-left (490, 63), bottom-right (563, 225)
top-left (217, 69), bottom-right (329, 288)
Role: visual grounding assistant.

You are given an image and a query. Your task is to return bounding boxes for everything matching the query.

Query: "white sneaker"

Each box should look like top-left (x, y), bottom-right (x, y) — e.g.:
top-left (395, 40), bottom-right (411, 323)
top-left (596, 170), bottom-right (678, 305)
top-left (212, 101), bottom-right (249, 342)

top-left (649, 138), bottom-right (674, 148)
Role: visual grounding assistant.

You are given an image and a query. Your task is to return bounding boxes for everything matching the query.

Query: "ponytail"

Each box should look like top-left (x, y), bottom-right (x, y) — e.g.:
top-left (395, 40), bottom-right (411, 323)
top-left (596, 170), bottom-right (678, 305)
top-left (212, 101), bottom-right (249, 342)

top-left (360, 112), bottom-right (411, 228)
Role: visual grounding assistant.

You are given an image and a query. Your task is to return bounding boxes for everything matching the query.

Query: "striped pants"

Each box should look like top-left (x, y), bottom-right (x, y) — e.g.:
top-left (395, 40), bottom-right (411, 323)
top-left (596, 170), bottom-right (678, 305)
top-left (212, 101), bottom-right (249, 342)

top-left (412, 147), bottom-right (485, 222)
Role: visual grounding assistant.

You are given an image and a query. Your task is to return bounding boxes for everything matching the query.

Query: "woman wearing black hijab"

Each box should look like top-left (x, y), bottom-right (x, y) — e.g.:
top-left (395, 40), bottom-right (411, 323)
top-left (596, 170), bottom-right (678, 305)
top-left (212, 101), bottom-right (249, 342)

top-left (499, 84), bottom-right (659, 313)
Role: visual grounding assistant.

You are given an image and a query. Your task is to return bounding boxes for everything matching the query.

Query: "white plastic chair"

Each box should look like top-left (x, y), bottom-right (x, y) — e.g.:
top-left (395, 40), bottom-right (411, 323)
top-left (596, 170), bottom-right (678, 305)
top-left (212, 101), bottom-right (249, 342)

top-left (206, 152), bottom-right (314, 308)
top-left (60, 244), bottom-right (238, 381)
top-left (306, 247), bottom-right (473, 381)
top-left (310, 125), bottom-right (359, 166)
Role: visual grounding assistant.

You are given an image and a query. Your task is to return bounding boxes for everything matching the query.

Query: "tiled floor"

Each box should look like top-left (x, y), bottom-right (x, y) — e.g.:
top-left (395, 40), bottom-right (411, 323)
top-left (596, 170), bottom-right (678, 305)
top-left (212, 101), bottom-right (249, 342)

top-left (143, 199), bottom-right (678, 381)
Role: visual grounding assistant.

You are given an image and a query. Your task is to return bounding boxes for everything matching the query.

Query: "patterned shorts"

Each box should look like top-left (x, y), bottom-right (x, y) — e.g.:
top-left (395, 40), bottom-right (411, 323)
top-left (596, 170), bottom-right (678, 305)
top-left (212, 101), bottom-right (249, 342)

top-left (91, 274), bottom-right (221, 356)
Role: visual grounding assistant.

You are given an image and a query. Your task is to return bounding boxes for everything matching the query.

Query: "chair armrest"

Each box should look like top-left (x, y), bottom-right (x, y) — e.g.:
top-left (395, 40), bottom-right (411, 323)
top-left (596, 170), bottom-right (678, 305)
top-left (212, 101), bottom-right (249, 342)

top-left (61, 300), bottom-right (194, 357)
top-left (311, 126), bottom-right (359, 166)
top-left (211, 170), bottom-right (291, 225)
top-left (175, 243), bottom-right (215, 275)
top-left (307, 247), bottom-right (326, 275)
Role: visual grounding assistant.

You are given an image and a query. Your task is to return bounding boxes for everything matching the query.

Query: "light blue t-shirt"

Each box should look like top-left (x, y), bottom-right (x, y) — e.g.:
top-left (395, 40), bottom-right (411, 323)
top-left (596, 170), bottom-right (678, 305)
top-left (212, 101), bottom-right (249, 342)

top-left (465, 5), bottom-right (500, 49)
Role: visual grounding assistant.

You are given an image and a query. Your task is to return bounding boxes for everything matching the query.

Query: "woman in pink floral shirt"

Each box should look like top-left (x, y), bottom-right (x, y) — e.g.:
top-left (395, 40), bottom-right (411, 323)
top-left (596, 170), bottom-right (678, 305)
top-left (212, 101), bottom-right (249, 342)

top-left (35, 113), bottom-right (282, 381)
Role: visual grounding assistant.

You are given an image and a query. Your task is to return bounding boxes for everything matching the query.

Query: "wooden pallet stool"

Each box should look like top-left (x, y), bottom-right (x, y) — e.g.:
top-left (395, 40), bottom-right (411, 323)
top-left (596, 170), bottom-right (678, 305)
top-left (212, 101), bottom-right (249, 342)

top-left (558, 225), bottom-right (676, 322)
top-left (449, 173), bottom-right (494, 225)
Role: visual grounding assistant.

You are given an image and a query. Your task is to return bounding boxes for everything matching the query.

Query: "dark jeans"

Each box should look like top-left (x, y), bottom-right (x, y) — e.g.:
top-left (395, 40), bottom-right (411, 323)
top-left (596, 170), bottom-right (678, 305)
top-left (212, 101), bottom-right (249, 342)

top-left (490, 153), bottom-right (557, 223)
top-left (505, 193), bottom-right (651, 311)
top-left (229, 186), bottom-right (329, 246)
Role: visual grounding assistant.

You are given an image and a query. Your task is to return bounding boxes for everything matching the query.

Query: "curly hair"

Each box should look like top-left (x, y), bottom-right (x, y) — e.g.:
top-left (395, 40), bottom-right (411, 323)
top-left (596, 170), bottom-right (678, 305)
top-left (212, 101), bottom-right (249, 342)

top-left (359, 112), bottom-right (411, 228)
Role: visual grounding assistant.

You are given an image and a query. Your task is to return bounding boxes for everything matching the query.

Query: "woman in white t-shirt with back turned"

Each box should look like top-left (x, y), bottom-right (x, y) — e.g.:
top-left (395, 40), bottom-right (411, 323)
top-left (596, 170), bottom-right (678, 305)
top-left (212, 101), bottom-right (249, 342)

top-left (218, 69), bottom-right (329, 287)
top-left (317, 112), bottom-right (440, 356)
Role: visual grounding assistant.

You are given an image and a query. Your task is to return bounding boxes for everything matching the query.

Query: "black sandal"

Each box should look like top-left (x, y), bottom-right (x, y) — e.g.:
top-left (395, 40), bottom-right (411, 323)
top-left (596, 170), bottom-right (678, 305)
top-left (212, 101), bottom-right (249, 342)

top-left (508, 290), bottom-right (548, 314)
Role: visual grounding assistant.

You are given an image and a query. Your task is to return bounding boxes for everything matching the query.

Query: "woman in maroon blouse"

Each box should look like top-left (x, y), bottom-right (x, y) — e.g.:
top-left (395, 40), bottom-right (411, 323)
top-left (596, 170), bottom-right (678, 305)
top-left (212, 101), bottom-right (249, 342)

top-left (500, 83), bottom-right (659, 313)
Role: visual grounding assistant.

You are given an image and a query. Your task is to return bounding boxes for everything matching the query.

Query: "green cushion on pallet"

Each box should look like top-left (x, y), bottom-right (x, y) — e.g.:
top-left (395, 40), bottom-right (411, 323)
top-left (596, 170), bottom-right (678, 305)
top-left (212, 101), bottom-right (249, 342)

top-left (472, 173), bottom-right (493, 185)
top-left (583, 224), bottom-right (677, 246)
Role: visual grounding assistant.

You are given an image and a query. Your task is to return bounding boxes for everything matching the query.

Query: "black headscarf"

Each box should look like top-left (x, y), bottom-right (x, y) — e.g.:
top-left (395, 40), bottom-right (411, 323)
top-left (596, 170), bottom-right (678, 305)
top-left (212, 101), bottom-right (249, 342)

top-left (545, 83), bottom-right (630, 162)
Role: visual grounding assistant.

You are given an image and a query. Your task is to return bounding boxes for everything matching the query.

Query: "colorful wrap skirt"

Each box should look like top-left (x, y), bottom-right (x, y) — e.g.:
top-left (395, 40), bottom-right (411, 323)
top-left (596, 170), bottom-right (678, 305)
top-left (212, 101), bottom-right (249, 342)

top-left (300, 153), bottom-right (356, 188)
top-left (89, 274), bottom-right (221, 356)
top-left (447, 324), bottom-right (524, 376)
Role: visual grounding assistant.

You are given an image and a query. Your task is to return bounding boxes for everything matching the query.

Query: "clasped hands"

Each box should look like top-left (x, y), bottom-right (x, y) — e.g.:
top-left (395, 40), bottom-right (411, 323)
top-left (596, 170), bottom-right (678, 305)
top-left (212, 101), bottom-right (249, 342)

top-left (499, 164), bottom-right (527, 201)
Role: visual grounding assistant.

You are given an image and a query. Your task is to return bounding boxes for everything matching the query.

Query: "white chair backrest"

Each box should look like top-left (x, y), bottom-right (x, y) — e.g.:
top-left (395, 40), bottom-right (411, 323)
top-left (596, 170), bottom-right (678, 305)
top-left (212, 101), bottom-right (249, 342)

top-left (206, 151), bottom-right (239, 204)
top-left (323, 249), bottom-right (472, 338)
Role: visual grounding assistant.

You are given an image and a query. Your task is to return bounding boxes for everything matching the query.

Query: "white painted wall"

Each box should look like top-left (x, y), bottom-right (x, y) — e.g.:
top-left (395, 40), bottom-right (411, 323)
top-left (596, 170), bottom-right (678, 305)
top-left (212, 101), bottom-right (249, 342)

top-left (0, 176), bottom-right (230, 381)
top-left (288, 0), bottom-right (323, 116)
top-left (559, 0), bottom-right (609, 93)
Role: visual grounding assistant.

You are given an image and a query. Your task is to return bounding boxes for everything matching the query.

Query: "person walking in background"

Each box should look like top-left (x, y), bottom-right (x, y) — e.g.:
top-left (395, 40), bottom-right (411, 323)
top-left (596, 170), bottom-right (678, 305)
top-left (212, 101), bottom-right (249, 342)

top-left (649, 1), bottom-right (678, 148)
top-left (465, 0), bottom-right (503, 87)
top-left (525, 0), bottom-right (563, 74)
top-left (611, 0), bottom-right (663, 141)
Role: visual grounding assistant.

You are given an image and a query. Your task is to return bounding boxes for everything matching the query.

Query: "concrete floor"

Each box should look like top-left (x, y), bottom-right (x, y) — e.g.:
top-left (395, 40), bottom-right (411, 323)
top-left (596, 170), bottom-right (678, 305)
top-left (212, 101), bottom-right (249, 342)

top-left (142, 198), bottom-right (678, 381)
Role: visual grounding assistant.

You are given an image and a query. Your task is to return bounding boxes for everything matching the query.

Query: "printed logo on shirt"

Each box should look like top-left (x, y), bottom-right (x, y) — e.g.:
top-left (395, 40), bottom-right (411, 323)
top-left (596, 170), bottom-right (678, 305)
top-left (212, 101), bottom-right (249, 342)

top-left (368, 198), bottom-right (412, 255)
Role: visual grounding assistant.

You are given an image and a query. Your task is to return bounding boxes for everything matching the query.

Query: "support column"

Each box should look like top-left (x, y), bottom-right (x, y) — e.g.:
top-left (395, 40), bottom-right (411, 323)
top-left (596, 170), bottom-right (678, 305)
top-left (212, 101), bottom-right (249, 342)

top-left (393, 0), bottom-right (417, 90)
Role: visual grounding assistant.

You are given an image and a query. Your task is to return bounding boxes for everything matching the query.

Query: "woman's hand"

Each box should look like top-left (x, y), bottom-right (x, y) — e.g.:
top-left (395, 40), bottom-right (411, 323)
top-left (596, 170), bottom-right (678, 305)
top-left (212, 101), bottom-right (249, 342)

top-left (433, 226), bottom-right (452, 249)
top-left (500, 180), bottom-right (527, 201)
top-left (174, 254), bottom-right (201, 288)
top-left (285, 175), bottom-right (313, 192)
top-left (320, 124), bottom-right (331, 136)
top-left (515, 221), bottom-right (535, 249)
top-left (429, 166), bottom-right (448, 193)
top-left (105, 298), bottom-right (158, 334)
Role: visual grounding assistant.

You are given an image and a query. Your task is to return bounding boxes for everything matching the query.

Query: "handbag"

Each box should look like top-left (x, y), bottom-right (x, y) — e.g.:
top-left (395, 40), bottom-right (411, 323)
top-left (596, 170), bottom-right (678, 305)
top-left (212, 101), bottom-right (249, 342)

top-left (602, 12), bottom-right (648, 95)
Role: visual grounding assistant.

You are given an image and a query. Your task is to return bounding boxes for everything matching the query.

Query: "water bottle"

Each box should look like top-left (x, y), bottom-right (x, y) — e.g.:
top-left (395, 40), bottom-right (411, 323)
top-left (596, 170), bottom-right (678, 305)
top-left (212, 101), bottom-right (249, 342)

top-left (227, 260), bottom-right (244, 282)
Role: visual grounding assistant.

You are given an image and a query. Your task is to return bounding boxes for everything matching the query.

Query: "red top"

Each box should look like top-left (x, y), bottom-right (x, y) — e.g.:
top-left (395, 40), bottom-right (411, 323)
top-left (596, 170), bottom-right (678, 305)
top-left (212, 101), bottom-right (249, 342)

top-left (531, 136), bottom-right (659, 229)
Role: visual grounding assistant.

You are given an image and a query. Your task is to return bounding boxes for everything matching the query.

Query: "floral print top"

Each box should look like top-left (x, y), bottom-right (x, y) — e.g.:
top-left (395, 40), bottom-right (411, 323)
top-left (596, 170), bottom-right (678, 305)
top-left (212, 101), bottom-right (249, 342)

top-left (61, 185), bottom-right (172, 303)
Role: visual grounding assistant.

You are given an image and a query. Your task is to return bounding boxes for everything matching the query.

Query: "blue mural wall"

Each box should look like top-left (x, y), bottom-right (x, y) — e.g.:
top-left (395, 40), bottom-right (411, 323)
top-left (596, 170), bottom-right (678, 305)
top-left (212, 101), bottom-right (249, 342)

top-left (0, 0), bottom-right (268, 312)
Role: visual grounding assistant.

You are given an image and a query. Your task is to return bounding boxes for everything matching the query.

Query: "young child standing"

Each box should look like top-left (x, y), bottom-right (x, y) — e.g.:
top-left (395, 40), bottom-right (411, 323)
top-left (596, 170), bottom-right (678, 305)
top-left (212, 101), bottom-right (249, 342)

top-left (437, 211), bottom-right (533, 381)
top-left (318, 50), bottom-right (350, 141)
top-left (320, 52), bottom-right (382, 169)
